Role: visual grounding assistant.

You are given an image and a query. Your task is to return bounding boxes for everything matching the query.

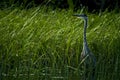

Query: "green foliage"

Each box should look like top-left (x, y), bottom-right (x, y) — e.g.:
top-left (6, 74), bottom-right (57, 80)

top-left (67, 0), bottom-right (74, 9)
top-left (0, 7), bottom-right (120, 80)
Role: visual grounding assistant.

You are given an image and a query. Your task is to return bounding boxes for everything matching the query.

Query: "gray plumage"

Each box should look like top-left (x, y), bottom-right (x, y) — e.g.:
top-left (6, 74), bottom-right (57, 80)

top-left (73, 14), bottom-right (96, 80)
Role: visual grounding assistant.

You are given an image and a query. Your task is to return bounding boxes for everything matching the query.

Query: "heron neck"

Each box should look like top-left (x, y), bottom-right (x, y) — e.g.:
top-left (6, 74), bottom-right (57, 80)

top-left (83, 19), bottom-right (88, 50)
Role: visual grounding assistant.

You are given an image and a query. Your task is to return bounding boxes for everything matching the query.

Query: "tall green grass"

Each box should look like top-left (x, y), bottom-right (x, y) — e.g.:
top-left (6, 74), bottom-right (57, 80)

top-left (0, 7), bottom-right (120, 80)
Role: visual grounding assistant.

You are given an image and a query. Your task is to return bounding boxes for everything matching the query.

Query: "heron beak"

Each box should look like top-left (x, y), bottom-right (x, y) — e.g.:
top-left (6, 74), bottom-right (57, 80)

top-left (73, 14), bottom-right (83, 17)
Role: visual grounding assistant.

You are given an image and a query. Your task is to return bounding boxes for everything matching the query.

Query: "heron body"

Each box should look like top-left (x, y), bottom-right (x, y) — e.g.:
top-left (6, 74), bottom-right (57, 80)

top-left (73, 14), bottom-right (96, 80)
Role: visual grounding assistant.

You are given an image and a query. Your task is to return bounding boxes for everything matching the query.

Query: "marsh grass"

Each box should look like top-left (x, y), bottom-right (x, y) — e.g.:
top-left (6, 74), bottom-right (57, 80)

top-left (0, 7), bottom-right (120, 80)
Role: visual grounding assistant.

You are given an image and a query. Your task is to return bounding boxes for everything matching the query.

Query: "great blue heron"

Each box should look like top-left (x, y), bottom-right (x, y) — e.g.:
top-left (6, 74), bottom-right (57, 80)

top-left (73, 14), bottom-right (96, 80)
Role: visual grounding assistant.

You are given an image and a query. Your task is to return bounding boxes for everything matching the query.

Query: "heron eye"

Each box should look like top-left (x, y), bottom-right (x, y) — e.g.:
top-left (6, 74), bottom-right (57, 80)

top-left (81, 14), bottom-right (87, 17)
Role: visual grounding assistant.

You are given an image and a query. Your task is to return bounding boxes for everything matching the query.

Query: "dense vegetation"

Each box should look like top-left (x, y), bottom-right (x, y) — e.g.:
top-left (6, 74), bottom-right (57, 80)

top-left (0, 6), bottom-right (120, 80)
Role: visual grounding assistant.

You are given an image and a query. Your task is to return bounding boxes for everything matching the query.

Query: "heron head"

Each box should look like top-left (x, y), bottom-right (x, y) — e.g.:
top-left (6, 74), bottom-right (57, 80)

top-left (73, 14), bottom-right (88, 20)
